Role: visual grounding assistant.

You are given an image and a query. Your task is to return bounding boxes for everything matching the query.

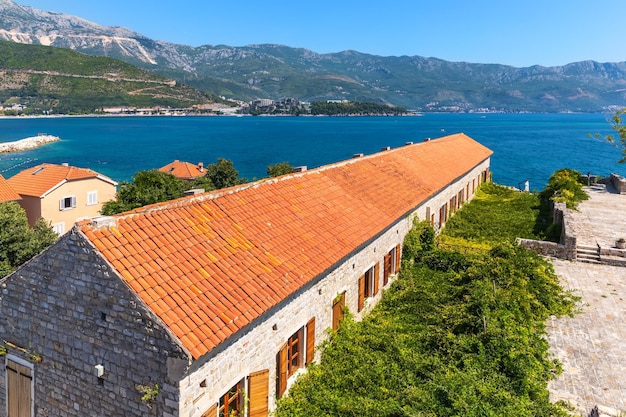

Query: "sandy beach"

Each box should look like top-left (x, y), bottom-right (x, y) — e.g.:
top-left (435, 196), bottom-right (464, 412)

top-left (0, 135), bottom-right (60, 154)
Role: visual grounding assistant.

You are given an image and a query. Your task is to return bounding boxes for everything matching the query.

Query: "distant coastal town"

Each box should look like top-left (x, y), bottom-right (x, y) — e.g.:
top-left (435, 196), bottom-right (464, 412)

top-left (0, 98), bottom-right (416, 117)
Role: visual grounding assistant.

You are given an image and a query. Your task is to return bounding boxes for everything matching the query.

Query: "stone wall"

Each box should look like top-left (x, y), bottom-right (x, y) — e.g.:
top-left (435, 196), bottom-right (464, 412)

top-left (610, 173), bottom-right (626, 194)
top-left (518, 202), bottom-right (577, 261)
top-left (0, 229), bottom-right (189, 417)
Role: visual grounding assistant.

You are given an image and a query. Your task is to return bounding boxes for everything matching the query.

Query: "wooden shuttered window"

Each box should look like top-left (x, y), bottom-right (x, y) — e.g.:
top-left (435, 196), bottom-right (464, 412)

top-left (384, 252), bottom-right (392, 286)
top-left (332, 292), bottom-right (346, 330)
top-left (276, 343), bottom-right (288, 398)
top-left (373, 262), bottom-right (380, 296)
top-left (306, 318), bottom-right (315, 366)
top-left (358, 274), bottom-right (365, 312)
top-left (7, 359), bottom-right (32, 417)
top-left (276, 318), bottom-right (316, 398)
top-left (249, 369), bottom-right (269, 417)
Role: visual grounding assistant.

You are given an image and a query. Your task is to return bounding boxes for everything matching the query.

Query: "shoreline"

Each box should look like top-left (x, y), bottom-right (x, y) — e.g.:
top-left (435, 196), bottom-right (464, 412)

top-left (0, 135), bottom-right (61, 154)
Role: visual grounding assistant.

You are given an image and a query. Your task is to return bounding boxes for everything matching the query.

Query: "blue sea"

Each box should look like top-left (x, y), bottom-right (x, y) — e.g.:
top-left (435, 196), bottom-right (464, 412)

top-left (0, 113), bottom-right (622, 190)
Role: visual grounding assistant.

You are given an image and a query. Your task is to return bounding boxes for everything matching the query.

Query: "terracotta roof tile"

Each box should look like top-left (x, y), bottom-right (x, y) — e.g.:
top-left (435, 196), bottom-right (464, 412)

top-left (79, 133), bottom-right (491, 359)
top-left (7, 163), bottom-right (116, 197)
top-left (0, 174), bottom-right (21, 202)
top-left (158, 160), bottom-right (206, 181)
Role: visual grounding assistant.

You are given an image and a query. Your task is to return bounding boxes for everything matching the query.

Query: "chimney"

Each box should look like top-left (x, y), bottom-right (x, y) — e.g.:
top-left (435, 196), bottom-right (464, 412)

top-left (352, 153), bottom-right (364, 158)
top-left (293, 166), bottom-right (307, 173)
top-left (184, 188), bottom-right (205, 196)
top-left (198, 162), bottom-right (204, 172)
top-left (405, 142), bottom-right (414, 146)
top-left (381, 146), bottom-right (391, 151)
top-left (424, 138), bottom-right (431, 142)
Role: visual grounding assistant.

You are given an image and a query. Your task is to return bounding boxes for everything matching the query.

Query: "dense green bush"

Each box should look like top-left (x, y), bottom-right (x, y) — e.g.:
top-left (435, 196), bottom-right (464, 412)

top-left (539, 168), bottom-right (589, 210)
top-left (277, 234), bottom-right (576, 416)
top-left (443, 182), bottom-right (546, 245)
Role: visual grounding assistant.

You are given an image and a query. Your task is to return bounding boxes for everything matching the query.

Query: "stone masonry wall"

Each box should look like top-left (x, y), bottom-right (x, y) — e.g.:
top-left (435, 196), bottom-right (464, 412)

top-left (179, 160), bottom-right (491, 417)
top-left (0, 229), bottom-right (190, 417)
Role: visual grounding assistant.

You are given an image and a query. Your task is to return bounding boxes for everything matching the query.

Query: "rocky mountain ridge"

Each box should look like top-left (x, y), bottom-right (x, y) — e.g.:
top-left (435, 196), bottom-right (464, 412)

top-left (2, 0), bottom-right (626, 112)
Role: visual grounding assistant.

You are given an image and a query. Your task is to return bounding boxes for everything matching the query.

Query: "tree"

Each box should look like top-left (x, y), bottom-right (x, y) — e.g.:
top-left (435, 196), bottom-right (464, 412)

top-left (267, 162), bottom-right (294, 177)
top-left (0, 202), bottom-right (57, 277)
top-left (204, 158), bottom-right (246, 189)
top-left (591, 107), bottom-right (626, 163)
top-left (101, 170), bottom-right (188, 215)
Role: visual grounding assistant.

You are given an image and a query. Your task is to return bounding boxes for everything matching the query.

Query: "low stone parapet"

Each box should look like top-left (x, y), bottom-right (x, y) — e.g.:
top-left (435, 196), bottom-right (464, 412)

top-left (610, 173), bottom-right (626, 194)
top-left (517, 238), bottom-right (573, 260)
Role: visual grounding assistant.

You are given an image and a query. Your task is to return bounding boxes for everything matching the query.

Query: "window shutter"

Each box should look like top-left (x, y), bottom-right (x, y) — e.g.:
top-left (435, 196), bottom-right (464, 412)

top-left (358, 275), bottom-right (365, 312)
top-left (384, 253), bottom-right (391, 285)
top-left (201, 403), bottom-right (217, 417)
top-left (395, 244), bottom-right (402, 272)
top-left (306, 317), bottom-right (315, 366)
top-left (59, 198), bottom-right (64, 210)
top-left (332, 292), bottom-right (345, 330)
top-left (373, 262), bottom-right (380, 295)
top-left (276, 343), bottom-right (288, 398)
top-left (249, 369), bottom-right (269, 417)
top-left (71, 196), bottom-right (77, 208)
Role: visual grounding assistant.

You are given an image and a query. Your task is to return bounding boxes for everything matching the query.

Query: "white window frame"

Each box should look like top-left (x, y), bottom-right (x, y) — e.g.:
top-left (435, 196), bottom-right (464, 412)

top-left (87, 191), bottom-right (98, 206)
top-left (59, 195), bottom-right (76, 211)
top-left (52, 222), bottom-right (65, 235)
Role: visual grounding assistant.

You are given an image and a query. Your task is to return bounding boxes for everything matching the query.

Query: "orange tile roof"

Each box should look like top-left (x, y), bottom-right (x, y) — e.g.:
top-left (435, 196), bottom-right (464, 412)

top-left (158, 160), bottom-right (206, 180)
top-left (0, 174), bottom-right (21, 202)
top-left (7, 163), bottom-right (117, 197)
top-left (79, 133), bottom-right (492, 359)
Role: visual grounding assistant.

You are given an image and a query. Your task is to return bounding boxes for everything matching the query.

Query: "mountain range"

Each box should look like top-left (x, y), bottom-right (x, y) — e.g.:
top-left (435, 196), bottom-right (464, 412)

top-left (1, 0), bottom-right (626, 113)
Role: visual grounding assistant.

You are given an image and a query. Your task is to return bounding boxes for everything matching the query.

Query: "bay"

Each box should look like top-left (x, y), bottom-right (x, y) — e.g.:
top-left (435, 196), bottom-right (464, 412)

top-left (0, 113), bottom-right (622, 190)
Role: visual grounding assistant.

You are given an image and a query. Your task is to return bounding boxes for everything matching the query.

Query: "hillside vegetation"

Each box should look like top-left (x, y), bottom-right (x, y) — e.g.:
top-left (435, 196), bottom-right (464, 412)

top-left (277, 183), bottom-right (578, 416)
top-left (0, 40), bottom-right (226, 114)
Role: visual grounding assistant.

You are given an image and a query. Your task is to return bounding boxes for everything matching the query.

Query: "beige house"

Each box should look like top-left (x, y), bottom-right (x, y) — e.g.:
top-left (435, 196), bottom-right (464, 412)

top-left (7, 163), bottom-right (117, 234)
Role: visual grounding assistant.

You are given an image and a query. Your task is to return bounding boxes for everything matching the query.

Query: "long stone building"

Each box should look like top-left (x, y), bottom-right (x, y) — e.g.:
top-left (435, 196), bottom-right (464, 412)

top-left (0, 133), bottom-right (491, 417)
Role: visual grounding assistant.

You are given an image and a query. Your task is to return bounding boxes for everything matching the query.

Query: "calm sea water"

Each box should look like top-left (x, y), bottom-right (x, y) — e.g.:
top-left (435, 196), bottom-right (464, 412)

top-left (0, 113), bottom-right (622, 190)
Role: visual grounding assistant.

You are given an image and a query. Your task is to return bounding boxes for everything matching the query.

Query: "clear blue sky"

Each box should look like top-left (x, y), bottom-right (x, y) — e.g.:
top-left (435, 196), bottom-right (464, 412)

top-left (15, 0), bottom-right (626, 67)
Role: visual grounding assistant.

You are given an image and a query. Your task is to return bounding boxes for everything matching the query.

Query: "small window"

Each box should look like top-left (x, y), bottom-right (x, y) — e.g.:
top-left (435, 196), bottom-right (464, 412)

top-left (59, 196), bottom-right (76, 211)
top-left (218, 380), bottom-right (244, 417)
top-left (52, 223), bottom-right (65, 235)
top-left (87, 191), bottom-right (98, 206)
top-left (358, 263), bottom-right (379, 312)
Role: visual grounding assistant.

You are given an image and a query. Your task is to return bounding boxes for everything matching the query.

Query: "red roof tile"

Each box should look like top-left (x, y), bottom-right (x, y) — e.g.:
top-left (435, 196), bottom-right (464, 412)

top-left (7, 163), bottom-right (117, 197)
top-left (158, 160), bottom-right (206, 181)
top-left (0, 174), bottom-right (21, 203)
top-left (80, 133), bottom-right (491, 359)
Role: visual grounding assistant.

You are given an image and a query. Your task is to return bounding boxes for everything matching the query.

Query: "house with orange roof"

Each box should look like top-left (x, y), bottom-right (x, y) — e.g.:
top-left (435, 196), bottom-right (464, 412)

top-left (159, 160), bottom-right (206, 181)
top-left (7, 163), bottom-right (118, 235)
top-left (0, 173), bottom-right (20, 203)
top-left (0, 134), bottom-right (491, 417)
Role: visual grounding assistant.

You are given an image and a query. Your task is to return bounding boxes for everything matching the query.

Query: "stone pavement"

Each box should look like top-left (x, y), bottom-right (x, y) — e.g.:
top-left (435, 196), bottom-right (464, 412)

top-left (547, 185), bottom-right (626, 416)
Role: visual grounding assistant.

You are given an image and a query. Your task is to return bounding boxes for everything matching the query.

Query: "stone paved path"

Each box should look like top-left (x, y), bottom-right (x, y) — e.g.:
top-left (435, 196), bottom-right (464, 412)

top-left (548, 260), bottom-right (626, 415)
top-left (547, 184), bottom-right (626, 416)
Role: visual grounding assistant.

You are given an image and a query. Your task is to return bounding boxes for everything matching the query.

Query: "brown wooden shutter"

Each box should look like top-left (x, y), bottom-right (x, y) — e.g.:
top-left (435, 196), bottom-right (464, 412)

top-left (249, 369), bottom-right (269, 417)
top-left (332, 292), bottom-right (345, 330)
top-left (373, 262), bottom-right (380, 295)
top-left (395, 244), bottom-right (402, 272)
top-left (201, 403), bottom-right (217, 417)
top-left (7, 360), bottom-right (32, 417)
top-left (306, 317), bottom-right (315, 366)
top-left (276, 343), bottom-right (288, 398)
top-left (358, 274), bottom-right (365, 312)
top-left (384, 253), bottom-right (391, 286)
